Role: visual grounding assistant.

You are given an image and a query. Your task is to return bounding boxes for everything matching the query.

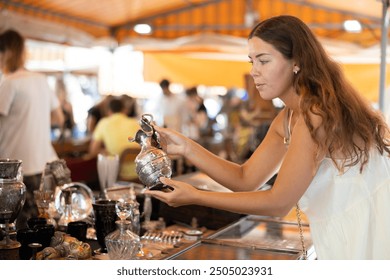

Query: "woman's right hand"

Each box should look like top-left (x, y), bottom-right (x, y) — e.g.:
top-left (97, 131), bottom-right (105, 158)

top-left (145, 177), bottom-right (199, 207)
top-left (154, 126), bottom-right (190, 157)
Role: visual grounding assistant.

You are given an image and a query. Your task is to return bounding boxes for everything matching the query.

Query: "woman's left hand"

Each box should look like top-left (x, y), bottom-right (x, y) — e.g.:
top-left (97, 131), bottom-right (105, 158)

top-left (144, 177), bottom-right (199, 207)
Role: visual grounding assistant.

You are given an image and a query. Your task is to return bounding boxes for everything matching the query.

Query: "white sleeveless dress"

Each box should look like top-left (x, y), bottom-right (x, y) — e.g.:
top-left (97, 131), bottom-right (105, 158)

top-left (285, 109), bottom-right (390, 259)
top-left (299, 150), bottom-right (390, 259)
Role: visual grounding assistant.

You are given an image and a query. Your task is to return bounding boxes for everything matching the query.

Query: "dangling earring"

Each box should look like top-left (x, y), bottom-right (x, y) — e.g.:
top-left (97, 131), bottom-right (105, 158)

top-left (294, 69), bottom-right (299, 75)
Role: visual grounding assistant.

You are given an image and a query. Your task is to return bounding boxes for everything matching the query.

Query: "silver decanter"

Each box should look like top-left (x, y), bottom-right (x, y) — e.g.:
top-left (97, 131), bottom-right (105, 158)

top-left (129, 114), bottom-right (172, 190)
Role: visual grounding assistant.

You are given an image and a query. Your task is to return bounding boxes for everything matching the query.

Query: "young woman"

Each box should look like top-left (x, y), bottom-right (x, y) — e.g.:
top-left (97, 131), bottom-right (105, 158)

top-left (146, 15), bottom-right (390, 259)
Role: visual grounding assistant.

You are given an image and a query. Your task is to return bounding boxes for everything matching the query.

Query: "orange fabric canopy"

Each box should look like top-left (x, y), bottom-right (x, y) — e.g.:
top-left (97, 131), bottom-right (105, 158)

top-left (144, 52), bottom-right (389, 103)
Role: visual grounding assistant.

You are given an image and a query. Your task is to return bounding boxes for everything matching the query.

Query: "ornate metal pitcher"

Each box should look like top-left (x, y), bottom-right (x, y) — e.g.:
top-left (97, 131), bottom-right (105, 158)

top-left (0, 159), bottom-right (26, 230)
top-left (129, 114), bottom-right (172, 190)
top-left (0, 159), bottom-right (26, 259)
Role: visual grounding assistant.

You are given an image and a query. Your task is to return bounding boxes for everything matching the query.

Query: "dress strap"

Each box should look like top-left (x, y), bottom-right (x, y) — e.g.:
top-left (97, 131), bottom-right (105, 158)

top-left (283, 108), bottom-right (293, 146)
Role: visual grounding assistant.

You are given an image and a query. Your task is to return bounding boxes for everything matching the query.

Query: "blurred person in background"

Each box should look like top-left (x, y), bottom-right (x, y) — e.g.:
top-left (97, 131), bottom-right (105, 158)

top-left (86, 94), bottom-right (113, 135)
top-left (120, 94), bottom-right (138, 118)
top-left (87, 97), bottom-right (140, 181)
top-left (183, 86), bottom-right (209, 141)
top-left (159, 79), bottom-right (186, 132)
top-left (0, 29), bottom-right (64, 229)
top-left (217, 89), bottom-right (247, 162)
top-left (54, 77), bottom-right (75, 140)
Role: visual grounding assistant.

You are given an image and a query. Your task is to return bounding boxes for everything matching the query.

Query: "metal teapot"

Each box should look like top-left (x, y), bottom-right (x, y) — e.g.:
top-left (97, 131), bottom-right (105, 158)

top-left (129, 114), bottom-right (173, 190)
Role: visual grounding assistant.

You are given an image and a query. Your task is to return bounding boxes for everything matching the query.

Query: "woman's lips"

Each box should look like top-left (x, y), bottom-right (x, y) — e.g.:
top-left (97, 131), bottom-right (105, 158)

top-left (256, 83), bottom-right (265, 90)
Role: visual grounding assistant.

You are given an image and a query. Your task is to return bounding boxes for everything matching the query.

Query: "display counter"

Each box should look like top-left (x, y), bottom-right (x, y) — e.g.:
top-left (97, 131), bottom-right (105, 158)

top-left (19, 172), bottom-right (315, 260)
top-left (158, 172), bottom-right (316, 260)
top-left (131, 172), bottom-right (315, 260)
top-left (90, 214), bottom-right (315, 260)
top-left (102, 172), bottom-right (316, 260)
top-left (167, 215), bottom-right (315, 260)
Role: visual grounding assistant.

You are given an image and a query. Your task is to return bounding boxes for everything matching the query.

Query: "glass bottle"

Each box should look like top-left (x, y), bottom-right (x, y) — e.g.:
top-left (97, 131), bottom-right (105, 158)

top-left (105, 220), bottom-right (140, 260)
top-left (115, 199), bottom-right (140, 236)
top-left (33, 190), bottom-right (56, 228)
top-left (129, 200), bottom-right (140, 236)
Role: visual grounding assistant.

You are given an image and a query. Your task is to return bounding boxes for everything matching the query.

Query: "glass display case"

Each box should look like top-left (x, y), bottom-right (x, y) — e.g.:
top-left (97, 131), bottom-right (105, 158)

top-left (168, 215), bottom-right (316, 260)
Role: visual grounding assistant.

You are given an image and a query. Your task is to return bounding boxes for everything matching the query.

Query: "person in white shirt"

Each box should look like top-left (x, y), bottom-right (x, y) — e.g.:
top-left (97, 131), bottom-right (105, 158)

top-left (159, 79), bottom-right (186, 132)
top-left (0, 29), bottom-right (64, 229)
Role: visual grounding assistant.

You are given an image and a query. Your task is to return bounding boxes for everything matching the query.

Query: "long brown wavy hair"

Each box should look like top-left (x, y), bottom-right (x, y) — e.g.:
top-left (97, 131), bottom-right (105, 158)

top-left (249, 15), bottom-right (390, 172)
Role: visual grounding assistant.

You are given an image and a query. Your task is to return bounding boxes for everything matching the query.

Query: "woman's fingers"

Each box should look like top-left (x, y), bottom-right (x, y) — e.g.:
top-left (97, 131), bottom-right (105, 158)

top-left (160, 177), bottom-right (174, 186)
top-left (145, 177), bottom-right (193, 207)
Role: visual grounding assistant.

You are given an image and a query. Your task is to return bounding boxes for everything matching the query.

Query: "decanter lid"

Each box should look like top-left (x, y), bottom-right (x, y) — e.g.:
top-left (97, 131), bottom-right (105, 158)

top-left (128, 114), bottom-right (161, 148)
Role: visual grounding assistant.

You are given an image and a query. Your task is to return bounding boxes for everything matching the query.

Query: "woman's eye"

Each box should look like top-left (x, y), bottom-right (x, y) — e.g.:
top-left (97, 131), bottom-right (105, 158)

top-left (259, 60), bottom-right (268, 65)
top-left (248, 60), bottom-right (253, 65)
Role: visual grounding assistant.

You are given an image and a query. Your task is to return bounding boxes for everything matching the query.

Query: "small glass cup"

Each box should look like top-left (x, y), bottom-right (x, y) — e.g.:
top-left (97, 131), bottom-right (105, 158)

top-left (27, 217), bottom-right (47, 229)
top-left (97, 154), bottom-right (119, 199)
top-left (16, 228), bottom-right (36, 260)
top-left (33, 190), bottom-right (56, 226)
top-left (67, 221), bottom-right (88, 242)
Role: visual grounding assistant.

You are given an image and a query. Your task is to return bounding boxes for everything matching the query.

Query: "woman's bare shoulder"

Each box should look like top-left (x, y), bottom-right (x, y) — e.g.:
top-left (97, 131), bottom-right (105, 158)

top-left (268, 108), bottom-right (289, 138)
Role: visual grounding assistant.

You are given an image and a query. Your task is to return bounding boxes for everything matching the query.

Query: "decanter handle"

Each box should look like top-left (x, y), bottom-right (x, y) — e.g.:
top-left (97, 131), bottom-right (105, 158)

top-left (139, 114), bottom-right (161, 149)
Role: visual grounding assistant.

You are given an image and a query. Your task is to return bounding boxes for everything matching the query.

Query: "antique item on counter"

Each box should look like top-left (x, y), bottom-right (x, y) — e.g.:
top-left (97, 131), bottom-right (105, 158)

top-left (141, 194), bottom-right (153, 232)
top-left (92, 199), bottom-right (118, 254)
top-left (54, 182), bottom-right (94, 225)
top-left (0, 159), bottom-right (26, 259)
top-left (33, 189), bottom-right (56, 227)
top-left (57, 186), bottom-right (77, 232)
top-left (38, 159), bottom-right (72, 225)
top-left (183, 229), bottom-right (203, 241)
top-left (16, 218), bottom-right (55, 259)
top-left (40, 159), bottom-right (72, 192)
top-left (34, 223), bottom-right (55, 249)
top-left (115, 200), bottom-right (140, 235)
top-left (0, 159), bottom-right (26, 232)
top-left (16, 228), bottom-right (36, 260)
top-left (105, 220), bottom-right (140, 260)
top-left (26, 217), bottom-right (47, 229)
top-left (36, 231), bottom-right (92, 260)
top-left (105, 200), bottom-right (141, 259)
top-left (129, 114), bottom-right (173, 191)
top-left (97, 153), bottom-right (119, 199)
top-left (37, 160), bottom-right (94, 234)
top-left (0, 210), bottom-right (21, 259)
top-left (29, 243), bottom-right (43, 260)
top-left (106, 183), bottom-right (142, 235)
top-left (67, 221), bottom-right (88, 242)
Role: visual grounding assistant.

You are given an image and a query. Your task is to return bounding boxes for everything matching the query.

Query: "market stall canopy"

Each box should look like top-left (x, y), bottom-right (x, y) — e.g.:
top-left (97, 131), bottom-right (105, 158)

top-left (1, 0), bottom-right (389, 107)
top-left (0, 0), bottom-right (386, 48)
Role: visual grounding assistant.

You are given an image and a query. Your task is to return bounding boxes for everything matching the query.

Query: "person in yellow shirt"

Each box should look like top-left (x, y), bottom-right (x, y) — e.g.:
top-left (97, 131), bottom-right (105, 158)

top-left (88, 97), bottom-right (140, 181)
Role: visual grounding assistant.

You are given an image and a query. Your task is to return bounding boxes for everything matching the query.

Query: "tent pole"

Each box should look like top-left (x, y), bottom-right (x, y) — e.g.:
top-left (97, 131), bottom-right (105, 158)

top-left (379, 0), bottom-right (390, 113)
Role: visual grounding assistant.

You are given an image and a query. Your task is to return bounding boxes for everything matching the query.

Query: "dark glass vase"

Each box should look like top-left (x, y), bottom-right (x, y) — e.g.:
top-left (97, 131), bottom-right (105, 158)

top-left (92, 199), bottom-right (118, 254)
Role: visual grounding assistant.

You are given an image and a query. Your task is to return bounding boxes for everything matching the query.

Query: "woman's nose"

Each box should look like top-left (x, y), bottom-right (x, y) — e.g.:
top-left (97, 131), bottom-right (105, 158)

top-left (250, 66), bottom-right (257, 78)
